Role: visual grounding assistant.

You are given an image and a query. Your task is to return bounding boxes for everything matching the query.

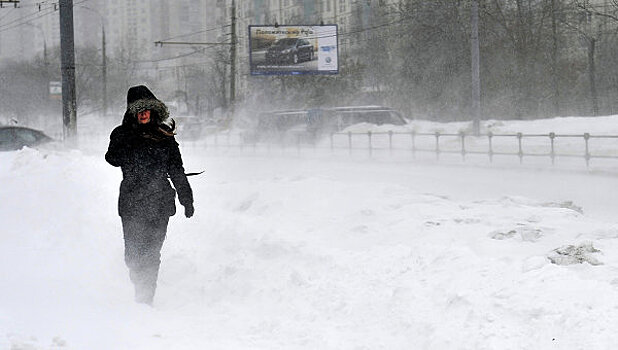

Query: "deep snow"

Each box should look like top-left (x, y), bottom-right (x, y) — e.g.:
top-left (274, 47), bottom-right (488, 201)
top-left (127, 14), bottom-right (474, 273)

top-left (2, 116), bottom-right (618, 349)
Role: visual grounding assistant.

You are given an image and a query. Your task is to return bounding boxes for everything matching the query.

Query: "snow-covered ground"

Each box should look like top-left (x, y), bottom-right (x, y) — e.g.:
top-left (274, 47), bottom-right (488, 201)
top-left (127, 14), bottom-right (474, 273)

top-left (2, 116), bottom-right (618, 349)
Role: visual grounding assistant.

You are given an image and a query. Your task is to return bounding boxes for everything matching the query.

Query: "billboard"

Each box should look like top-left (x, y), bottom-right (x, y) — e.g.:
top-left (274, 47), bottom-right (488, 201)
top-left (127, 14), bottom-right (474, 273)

top-left (249, 25), bottom-right (338, 76)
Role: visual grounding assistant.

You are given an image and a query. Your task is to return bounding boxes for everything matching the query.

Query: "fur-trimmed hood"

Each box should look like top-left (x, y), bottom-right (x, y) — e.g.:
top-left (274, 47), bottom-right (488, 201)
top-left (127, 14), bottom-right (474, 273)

top-left (121, 86), bottom-right (175, 133)
top-left (123, 98), bottom-right (170, 126)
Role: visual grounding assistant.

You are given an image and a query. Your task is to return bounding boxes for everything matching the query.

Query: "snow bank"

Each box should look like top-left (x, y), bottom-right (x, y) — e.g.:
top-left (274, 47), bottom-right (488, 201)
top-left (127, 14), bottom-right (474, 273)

top-left (340, 115), bottom-right (618, 136)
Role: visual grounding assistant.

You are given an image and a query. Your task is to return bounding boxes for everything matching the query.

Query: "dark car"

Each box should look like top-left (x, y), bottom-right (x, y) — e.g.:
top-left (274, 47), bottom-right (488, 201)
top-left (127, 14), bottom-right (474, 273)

top-left (265, 38), bottom-right (314, 64)
top-left (0, 126), bottom-right (54, 151)
top-left (320, 106), bottom-right (408, 132)
top-left (251, 106), bottom-right (409, 143)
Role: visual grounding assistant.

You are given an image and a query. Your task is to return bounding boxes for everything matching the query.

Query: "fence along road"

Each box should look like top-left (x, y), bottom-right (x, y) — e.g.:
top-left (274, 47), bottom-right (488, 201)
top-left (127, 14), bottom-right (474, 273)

top-left (181, 129), bottom-right (618, 171)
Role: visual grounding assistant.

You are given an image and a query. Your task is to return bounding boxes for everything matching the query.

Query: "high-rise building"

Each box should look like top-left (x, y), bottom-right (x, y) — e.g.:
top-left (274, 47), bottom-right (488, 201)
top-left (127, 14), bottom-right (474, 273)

top-left (0, 0), bottom-right (107, 62)
top-left (0, 0), bottom-right (217, 61)
top-left (103, 0), bottom-right (156, 59)
top-left (0, 0), bottom-right (56, 62)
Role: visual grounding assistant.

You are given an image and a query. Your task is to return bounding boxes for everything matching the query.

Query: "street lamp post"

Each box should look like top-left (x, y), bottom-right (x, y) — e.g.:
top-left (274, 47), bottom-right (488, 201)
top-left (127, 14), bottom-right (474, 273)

top-left (102, 25), bottom-right (107, 116)
top-left (470, 0), bottom-right (481, 136)
top-left (25, 22), bottom-right (49, 75)
top-left (77, 5), bottom-right (107, 116)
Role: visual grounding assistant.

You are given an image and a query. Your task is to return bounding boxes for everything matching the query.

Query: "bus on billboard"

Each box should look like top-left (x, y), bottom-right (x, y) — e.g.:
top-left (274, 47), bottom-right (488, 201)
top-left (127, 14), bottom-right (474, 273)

top-left (249, 25), bottom-right (338, 76)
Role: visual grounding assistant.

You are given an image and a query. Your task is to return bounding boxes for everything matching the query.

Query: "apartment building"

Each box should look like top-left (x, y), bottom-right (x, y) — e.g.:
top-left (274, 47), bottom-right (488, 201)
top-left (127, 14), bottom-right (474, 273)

top-left (0, 0), bottom-right (217, 61)
top-left (0, 0), bottom-right (58, 62)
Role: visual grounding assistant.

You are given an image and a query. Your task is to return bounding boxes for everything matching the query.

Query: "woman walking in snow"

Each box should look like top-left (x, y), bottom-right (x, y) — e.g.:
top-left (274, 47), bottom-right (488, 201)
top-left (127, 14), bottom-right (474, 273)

top-left (105, 85), bottom-right (194, 305)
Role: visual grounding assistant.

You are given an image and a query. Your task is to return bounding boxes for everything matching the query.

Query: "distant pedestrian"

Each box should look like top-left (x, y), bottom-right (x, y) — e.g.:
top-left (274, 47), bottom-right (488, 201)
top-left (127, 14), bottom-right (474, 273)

top-left (105, 85), bottom-right (194, 305)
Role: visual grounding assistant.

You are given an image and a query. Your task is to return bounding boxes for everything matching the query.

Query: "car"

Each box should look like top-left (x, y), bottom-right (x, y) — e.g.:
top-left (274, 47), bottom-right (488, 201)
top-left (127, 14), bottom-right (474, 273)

top-left (318, 106), bottom-right (408, 133)
top-left (251, 106), bottom-right (409, 142)
top-left (0, 126), bottom-right (54, 151)
top-left (265, 38), bottom-right (314, 65)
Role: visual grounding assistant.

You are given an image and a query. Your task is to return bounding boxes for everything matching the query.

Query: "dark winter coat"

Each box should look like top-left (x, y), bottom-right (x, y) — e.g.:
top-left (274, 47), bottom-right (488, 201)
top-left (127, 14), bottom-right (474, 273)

top-left (105, 92), bottom-right (193, 219)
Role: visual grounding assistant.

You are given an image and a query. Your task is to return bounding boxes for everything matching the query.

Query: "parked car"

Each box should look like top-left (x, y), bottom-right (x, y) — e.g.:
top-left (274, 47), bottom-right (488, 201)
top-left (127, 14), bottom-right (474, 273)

top-left (0, 126), bottom-right (54, 151)
top-left (265, 38), bottom-right (314, 64)
top-left (251, 106), bottom-right (409, 142)
top-left (317, 106), bottom-right (408, 133)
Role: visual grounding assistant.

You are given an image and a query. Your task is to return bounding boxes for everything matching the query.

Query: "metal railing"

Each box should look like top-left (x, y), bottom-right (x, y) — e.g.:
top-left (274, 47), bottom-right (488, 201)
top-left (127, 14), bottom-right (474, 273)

top-left (327, 130), bottom-right (618, 167)
top-left (192, 130), bottom-right (618, 168)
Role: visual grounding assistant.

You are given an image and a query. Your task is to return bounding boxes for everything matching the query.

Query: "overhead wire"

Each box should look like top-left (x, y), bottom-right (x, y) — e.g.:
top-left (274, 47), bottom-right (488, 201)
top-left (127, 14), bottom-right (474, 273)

top-left (0, 0), bottom-right (91, 34)
top-left (0, 5), bottom-right (55, 30)
top-left (0, 8), bottom-right (56, 33)
top-left (157, 23), bottom-right (232, 42)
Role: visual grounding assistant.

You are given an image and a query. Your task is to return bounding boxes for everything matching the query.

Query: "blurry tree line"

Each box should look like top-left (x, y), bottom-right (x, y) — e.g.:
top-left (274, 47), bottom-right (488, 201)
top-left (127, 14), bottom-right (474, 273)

top-left (244, 0), bottom-right (618, 121)
top-left (0, 44), bottom-right (228, 128)
top-left (2, 0), bottom-right (618, 126)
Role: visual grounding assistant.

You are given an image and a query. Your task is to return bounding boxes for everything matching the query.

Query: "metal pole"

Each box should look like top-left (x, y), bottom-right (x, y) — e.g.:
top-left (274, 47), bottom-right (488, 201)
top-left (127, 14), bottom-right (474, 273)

top-left (549, 132), bottom-right (555, 165)
top-left (470, 0), bottom-right (481, 136)
top-left (348, 131), bottom-right (352, 156)
top-left (488, 132), bottom-right (493, 163)
top-left (411, 131), bottom-right (416, 159)
top-left (517, 133), bottom-right (523, 164)
top-left (584, 133), bottom-right (591, 168)
top-left (460, 131), bottom-right (466, 161)
top-left (229, 0), bottom-right (237, 116)
top-left (551, 0), bottom-right (560, 116)
top-left (435, 132), bottom-right (440, 160)
top-left (43, 40), bottom-right (48, 69)
top-left (102, 25), bottom-right (107, 117)
top-left (59, 0), bottom-right (77, 142)
top-left (588, 38), bottom-right (599, 116)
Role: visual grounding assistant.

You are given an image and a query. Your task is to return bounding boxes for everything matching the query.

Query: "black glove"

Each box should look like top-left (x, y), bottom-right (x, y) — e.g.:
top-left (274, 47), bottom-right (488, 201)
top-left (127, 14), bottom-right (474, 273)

top-left (184, 203), bottom-right (194, 218)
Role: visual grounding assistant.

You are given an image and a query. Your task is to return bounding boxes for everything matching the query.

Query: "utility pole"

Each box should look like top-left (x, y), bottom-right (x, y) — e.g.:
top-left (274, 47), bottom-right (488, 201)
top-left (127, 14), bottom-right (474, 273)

top-left (44, 39), bottom-right (49, 100)
top-left (588, 38), bottom-right (598, 116)
top-left (102, 25), bottom-right (107, 117)
top-left (43, 40), bottom-right (48, 68)
top-left (229, 0), bottom-right (237, 115)
top-left (470, 0), bottom-right (481, 135)
top-left (59, 0), bottom-right (77, 141)
top-left (551, 0), bottom-right (560, 116)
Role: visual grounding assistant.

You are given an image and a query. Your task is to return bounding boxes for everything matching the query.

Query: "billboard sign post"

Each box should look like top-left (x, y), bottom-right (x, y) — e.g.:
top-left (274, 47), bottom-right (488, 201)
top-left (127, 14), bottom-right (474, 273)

top-left (249, 25), bottom-right (338, 76)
